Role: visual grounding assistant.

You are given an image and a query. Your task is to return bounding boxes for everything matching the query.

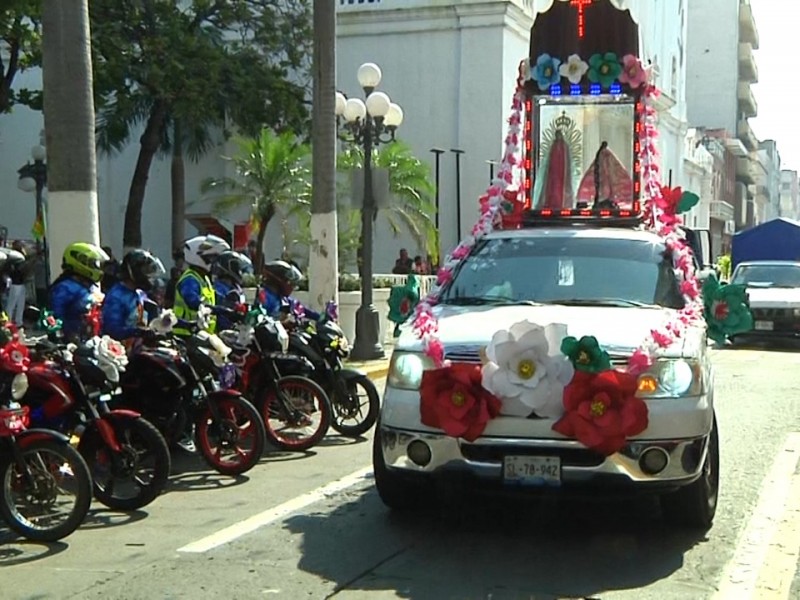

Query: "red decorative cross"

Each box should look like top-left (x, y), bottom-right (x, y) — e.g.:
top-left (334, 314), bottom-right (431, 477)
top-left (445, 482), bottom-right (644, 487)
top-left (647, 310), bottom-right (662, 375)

top-left (570, 0), bottom-right (593, 39)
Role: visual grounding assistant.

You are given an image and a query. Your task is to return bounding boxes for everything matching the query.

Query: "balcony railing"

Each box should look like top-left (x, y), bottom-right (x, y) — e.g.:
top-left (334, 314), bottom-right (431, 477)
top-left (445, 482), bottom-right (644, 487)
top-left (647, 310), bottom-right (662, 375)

top-left (738, 42), bottom-right (759, 83)
top-left (739, 1), bottom-right (759, 49)
top-left (710, 201), bottom-right (735, 222)
top-left (737, 81), bottom-right (758, 117)
top-left (736, 157), bottom-right (756, 185)
top-left (737, 119), bottom-right (758, 152)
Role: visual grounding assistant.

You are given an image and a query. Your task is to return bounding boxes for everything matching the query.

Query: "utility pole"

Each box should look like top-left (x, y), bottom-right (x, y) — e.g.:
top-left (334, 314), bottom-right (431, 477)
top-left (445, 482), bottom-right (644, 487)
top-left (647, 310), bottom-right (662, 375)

top-left (451, 149), bottom-right (465, 240)
top-left (309, 0), bottom-right (339, 311)
top-left (41, 0), bottom-right (101, 277)
top-left (430, 148), bottom-right (445, 266)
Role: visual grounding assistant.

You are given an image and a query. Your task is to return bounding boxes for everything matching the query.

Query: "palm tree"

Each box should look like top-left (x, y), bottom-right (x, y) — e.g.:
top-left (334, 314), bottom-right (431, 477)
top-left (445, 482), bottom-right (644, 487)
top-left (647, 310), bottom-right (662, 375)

top-left (340, 140), bottom-right (438, 268)
top-left (201, 128), bottom-right (311, 270)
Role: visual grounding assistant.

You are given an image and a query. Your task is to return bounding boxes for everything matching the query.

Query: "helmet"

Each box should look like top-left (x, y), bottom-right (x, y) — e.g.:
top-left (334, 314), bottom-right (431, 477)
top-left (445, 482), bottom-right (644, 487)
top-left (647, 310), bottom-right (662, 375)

top-left (2, 249), bottom-right (25, 270)
top-left (262, 260), bottom-right (303, 296)
top-left (121, 249), bottom-right (166, 291)
top-left (213, 251), bottom-right (253, 285)
top-left (183, 234), bottom-right (230, 270)
top-left (62, 242), bottom-right (109, 282)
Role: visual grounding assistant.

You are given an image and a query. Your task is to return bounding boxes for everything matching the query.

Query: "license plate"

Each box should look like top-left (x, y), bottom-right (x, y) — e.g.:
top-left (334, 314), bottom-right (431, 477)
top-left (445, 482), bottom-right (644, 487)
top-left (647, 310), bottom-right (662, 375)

top-left (755, 320), bottom-right (774, 331)
top-left (503, 456), bottom-right (561, 486)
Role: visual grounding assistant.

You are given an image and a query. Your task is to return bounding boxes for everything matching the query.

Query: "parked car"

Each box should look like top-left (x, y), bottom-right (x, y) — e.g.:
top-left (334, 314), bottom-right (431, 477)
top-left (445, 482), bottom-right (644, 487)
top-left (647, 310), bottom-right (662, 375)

top-left (730, 260), bottom-right (800, 341)
top-left (374, 224), bottom-right (718, 529)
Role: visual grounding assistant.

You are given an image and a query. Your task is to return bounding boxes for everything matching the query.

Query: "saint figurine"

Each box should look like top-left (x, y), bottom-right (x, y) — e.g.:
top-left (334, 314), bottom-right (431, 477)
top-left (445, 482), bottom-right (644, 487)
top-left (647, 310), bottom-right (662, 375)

top-left (576, 141), bottom-right (634, 208)
top-left (533, 129), bottom-right (575, 210)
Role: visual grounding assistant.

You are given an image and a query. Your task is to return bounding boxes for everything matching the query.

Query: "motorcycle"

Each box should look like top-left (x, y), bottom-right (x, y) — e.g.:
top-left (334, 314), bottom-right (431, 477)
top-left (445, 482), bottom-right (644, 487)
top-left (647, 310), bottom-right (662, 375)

top-left (218, 308), bottom-right (331, 452)
top-left (20, 323), bottom-right (171, 512)
top-left (0, 331), bottom-right (92, 542)
top-left (112, 309), bottom-right (267, 476)
top-left (279, 305), bottom-right (379, 437)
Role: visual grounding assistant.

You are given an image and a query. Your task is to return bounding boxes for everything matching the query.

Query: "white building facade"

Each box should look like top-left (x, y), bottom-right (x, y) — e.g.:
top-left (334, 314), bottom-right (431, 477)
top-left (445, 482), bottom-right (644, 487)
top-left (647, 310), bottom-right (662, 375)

top-left (779, 170), bottom-right (799, 220)
top-left (2, 0), bottom-right (693, 275)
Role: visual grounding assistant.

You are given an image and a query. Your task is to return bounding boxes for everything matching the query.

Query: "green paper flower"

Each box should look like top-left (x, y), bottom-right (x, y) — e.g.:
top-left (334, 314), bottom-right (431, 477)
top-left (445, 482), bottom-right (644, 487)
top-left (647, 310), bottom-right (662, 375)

top-left (588, 53), bottom-right (622, 89)
top-left (677, 191), bottom-right (700, 214)
top-left (702, 275), bottom-right (754, 344)
top-left (388, 275), bottom-right (420, 337)
top-left (39, 310), bottom-right (63, 334)
top-left (560, 335), bottom-right (612, 373)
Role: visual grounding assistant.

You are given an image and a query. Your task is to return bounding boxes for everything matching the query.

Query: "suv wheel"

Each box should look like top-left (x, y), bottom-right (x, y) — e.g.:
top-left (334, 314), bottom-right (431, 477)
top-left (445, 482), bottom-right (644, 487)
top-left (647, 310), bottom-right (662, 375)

top-left (372, 425), bottom-right (426, 511)
top-left (660, 415), bottom-right (719, 530)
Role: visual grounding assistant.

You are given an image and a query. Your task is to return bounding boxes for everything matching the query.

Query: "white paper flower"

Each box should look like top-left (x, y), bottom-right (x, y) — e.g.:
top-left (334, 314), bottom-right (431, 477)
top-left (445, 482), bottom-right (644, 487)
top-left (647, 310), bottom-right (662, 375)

top-left (481, 321), bottom-right (574, 418)
top-left (559, 54), bottom-right (589, 84)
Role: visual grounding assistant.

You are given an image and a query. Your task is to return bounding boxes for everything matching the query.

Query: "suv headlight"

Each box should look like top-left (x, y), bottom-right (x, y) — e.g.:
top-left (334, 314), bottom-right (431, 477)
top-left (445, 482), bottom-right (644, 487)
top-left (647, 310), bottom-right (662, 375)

top-left (636, 359), bottom-right (704, 398)
top-left (387, 351), bottom-right (434, 390)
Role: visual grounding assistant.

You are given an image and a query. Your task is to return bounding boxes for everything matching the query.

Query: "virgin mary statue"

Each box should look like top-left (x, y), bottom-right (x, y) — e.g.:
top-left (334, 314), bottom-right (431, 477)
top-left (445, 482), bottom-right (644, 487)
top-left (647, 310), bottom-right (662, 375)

top-left (533, 129), bottom-right (575, 210)
top-left (576, 142), bottom-right (634, 208)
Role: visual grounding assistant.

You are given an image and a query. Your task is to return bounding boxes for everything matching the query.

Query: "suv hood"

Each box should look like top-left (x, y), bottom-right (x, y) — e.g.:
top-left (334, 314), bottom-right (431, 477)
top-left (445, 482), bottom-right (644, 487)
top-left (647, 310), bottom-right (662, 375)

top-left (397, 304), bottom-right (702, 358)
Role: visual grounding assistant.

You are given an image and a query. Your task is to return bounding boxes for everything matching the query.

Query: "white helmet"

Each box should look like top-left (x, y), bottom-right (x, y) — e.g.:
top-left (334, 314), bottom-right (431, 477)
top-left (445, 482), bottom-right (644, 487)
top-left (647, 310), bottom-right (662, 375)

top-left (183, 234), bottom-right (230, 270)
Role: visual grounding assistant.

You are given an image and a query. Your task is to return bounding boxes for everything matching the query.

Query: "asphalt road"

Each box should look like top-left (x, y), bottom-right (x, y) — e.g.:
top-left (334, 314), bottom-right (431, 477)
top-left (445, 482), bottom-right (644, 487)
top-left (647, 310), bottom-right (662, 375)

top-left (3, 344), bottom-right (800, 600)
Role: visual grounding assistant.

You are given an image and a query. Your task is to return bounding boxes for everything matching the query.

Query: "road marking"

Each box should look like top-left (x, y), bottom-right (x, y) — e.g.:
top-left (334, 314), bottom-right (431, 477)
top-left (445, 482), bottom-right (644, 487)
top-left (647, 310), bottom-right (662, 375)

top-left (177, 466), bottom-right (373, 553)
top-left (753, 466), bottom-right (800, 598)
top-left (713, 433), bottom-right (800, 599)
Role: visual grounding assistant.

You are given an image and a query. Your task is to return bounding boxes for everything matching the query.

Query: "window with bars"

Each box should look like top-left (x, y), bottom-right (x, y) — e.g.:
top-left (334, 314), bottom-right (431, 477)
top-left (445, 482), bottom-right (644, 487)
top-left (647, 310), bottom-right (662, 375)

top-left (339, 0), bottom-right (380, 5)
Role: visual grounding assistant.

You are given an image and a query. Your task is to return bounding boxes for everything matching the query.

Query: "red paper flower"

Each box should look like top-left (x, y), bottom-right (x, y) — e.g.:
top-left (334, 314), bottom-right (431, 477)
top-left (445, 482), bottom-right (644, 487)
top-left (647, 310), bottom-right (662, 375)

top-left (420, 363), bottom-right (502, 442)
top-left (0, 340), bottom-right (31, 373)
top-left (552, 370), bottom-right (648, 456)
top-left (656, 185), bottom-right (683, 215)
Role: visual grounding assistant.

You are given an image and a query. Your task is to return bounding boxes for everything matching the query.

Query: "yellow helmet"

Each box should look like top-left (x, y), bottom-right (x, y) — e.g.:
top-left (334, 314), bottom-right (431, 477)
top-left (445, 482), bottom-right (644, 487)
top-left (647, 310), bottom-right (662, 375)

top-left (62, 242), bottom-right (109, 282)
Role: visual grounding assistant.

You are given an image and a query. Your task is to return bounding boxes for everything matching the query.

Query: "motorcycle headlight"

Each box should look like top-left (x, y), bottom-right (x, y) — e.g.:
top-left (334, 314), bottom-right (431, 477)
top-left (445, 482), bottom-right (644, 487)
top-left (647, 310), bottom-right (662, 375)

top-left (11, 373), bottom-right (29, 400)
top-left (388, 352), bottom-right (434, 391)
top-left (793, 308), bottom-right (800, 317)
top-left (636, 359), bottom-right (703, 398)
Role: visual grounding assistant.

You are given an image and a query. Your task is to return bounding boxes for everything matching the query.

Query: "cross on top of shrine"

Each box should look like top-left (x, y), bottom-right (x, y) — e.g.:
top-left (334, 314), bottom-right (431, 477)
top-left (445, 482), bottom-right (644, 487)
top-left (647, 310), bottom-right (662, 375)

top-left (570, 0), bottom-right (593, 39)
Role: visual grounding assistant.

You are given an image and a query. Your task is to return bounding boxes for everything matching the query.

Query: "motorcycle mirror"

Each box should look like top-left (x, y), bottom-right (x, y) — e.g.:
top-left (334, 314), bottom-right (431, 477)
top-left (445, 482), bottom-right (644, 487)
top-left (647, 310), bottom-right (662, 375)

top-left (23, 306), bottom-right (41, 323)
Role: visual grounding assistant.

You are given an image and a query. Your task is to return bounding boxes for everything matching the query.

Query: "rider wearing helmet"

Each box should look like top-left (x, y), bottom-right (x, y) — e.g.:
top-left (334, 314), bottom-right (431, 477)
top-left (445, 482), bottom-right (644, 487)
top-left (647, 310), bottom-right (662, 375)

top-left (212, 250), bottom-right (252, 330)
top-left (173, 234), bottom-right (230, 335)
top-left (101, 249), bottom-right (166, 342)
top-left (255, 260), bottom-right (320, 321)
top-left (48, 242), bottom-right (109, 340)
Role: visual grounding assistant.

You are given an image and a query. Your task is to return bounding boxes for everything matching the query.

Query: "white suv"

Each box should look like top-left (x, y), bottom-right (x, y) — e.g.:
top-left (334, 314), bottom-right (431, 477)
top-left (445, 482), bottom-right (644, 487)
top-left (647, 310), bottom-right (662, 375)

top-left (374, 225), bottom-right (718, 529)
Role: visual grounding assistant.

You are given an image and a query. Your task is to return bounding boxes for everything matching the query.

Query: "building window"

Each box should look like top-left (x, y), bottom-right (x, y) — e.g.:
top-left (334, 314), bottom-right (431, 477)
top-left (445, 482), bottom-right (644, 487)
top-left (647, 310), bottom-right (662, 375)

top-left (339, 0), bottom-right (380, 4)
top-left (670, 56), bottom-right (678, 98)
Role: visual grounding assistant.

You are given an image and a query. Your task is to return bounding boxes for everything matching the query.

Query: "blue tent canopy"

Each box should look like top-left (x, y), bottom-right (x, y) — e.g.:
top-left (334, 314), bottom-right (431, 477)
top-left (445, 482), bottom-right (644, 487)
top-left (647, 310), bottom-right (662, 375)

top-left (732, 218), bottom-right (800, 268)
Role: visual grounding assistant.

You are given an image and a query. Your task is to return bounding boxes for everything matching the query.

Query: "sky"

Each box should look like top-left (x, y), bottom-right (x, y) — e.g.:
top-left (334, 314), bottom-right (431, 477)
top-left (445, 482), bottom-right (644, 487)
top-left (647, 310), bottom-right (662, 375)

top-left (749, 0), bottom-right (799, 171)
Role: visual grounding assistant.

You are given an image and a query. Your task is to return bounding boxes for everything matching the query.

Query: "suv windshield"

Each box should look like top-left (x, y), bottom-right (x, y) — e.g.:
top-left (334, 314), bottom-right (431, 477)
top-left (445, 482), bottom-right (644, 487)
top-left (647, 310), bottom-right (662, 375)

top-left (732, 264), bottom-right (800, 288)
top-left (439, 235), bottom-right (684, 309)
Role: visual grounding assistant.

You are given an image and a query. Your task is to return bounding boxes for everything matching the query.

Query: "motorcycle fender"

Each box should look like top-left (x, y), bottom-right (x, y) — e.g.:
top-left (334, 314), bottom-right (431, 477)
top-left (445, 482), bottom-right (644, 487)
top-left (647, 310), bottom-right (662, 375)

top-left (338, 368), bottom-right (367, 381)
top-left (17, 428), bottom-right (71, 448)
top-left (107, 409), bottom-right (142, 419)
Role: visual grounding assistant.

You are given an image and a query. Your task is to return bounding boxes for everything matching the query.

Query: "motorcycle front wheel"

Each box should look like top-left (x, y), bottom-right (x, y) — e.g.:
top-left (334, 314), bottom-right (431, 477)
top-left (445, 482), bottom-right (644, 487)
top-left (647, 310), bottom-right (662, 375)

top-left (330, 374), bottom-right (380, 438)
top-left (0, 439), bottom-right (92, 542)
top-left (80, 416), bottom-right (171, 511)
top-left (258, 376), bottom-right (331, 452)
top-left (196, 396), bottom-right (266, 476)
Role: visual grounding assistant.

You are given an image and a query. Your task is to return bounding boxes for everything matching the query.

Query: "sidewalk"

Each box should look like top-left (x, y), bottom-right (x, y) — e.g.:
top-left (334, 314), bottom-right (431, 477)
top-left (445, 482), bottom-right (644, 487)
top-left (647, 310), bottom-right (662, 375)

top-left (345, 356), bottom-right (391, 380)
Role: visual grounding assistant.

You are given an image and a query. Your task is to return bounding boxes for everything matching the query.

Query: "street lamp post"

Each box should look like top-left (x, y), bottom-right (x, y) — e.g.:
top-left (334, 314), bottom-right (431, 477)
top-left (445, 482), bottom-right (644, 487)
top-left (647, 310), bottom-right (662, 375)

top-left (335, 62), bottom-right (404, 360)
top-left (17, 144), bottom-right (50, 285)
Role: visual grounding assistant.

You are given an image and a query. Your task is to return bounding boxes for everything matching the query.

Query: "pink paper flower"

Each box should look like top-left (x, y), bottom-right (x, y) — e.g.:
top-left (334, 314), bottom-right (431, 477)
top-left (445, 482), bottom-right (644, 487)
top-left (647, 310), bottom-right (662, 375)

top-left (426, 337), bottom-right (445, 367)
top-left (436, 268), bottom-right (453, 286)
top-left (651, 329), bottom-right (674, 347)
top-left (628, 348), bottom-right (653, 375)
top-left (620, 55), bottom-right (647, 88)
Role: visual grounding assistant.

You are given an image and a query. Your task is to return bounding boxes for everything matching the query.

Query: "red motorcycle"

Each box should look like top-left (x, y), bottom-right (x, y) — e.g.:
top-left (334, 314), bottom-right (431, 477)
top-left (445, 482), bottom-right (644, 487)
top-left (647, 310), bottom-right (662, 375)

top-left (21, 333), bottom-right (171, 511)
top-left (0, 334), bottom-right (92, 542)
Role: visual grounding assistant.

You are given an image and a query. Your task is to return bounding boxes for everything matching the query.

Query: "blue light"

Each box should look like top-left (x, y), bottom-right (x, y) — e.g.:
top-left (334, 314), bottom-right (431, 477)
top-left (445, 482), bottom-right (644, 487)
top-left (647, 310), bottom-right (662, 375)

top-left (570, 84), bottom-right (582, 96)
top-left (549, 84), bottom-right (562, 96)
top-left (610, 83), bottom-right (622, 94)
top-left (589, 83), bottom-right (601, 96)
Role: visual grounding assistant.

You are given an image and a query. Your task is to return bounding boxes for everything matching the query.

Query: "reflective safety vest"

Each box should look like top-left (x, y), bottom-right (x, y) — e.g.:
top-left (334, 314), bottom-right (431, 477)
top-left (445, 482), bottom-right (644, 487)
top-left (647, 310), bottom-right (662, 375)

top-left (173, 269), bottom-right (217, 335)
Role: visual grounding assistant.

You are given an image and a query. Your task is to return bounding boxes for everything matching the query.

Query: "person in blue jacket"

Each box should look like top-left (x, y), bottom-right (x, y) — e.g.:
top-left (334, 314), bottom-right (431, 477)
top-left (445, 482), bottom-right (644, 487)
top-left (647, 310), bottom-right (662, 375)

top-left (212, 250), bottom-right (252, 331)
top-left (255, 260), bottom-right (321, 322)
top-left (48, 242), bottom-right (109, 340)
top-left (102, 249), bottom-right (165, 342)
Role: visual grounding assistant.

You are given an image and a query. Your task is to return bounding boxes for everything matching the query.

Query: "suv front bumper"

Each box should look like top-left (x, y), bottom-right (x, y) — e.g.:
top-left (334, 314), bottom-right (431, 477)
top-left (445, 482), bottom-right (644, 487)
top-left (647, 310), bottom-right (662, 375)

top-left (379, 425), bottom-right (710, 491)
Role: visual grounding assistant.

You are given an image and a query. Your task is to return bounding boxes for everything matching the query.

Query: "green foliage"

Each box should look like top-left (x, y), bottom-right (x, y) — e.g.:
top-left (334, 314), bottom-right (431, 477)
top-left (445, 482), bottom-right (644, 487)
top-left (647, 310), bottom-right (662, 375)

top-left (0, 0), bottom-right (43, 114)
top-left (677, 191), bottom-right (700, 215)
top-left (201, 128), bottom-right (312, 267)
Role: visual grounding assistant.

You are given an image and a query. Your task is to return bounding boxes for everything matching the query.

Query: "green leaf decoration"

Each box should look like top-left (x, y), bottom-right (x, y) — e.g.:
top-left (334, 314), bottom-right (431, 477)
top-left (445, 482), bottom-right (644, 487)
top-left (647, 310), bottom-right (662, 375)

top-left (677, 191), bottom-right (700, 214)
top-left (702, 275), bottom-right (754, 344)
top-left (387, 275), bottom-right (421, 336)
top-left (39, 310), bottom-right (63, 334)
top-left (560, 335), bottom-right (612, 373)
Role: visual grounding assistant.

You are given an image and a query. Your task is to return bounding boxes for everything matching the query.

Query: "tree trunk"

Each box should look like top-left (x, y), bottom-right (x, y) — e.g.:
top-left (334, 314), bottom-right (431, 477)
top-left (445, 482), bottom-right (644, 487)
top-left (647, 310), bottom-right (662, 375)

top-left (41, 0), bottom-right (100, 281)
top-left (308, 0), bottom-right (338, 309)
top-left (254, 204), bottom-right (275, 273)
top-left (123, 101), bottom-right (168, 249)
top-left (171, 120), bottom-right (186, 252)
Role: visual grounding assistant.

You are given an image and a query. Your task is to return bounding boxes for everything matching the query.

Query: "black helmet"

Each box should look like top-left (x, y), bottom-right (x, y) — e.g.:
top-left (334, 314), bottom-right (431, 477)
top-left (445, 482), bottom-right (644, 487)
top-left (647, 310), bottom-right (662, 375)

top-left (262, 260), bottom-right (303, 295)
top-left (213, 251), bottom-right (253, 285)
top-left (121, 249), bottom-right (166, 291)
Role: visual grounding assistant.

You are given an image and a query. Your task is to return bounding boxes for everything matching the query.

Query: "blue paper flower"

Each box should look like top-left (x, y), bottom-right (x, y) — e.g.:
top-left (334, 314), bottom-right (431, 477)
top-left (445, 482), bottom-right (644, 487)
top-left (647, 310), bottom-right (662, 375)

top-left (533, 54), bottom-right (562, 91)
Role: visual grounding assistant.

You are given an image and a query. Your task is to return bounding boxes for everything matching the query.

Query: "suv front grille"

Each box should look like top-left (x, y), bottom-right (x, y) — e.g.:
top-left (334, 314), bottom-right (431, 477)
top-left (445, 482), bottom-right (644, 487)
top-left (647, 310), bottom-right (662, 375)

top-left (460, 443), bottom-right (605, 467)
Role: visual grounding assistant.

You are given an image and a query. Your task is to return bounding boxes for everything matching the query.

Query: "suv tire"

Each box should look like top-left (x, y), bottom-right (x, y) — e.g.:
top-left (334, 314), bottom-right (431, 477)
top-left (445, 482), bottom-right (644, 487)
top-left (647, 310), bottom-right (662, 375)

top-left (373, 425), bottom-right (426, 511)
top-left (660, 415), bottom-right (719, 530)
